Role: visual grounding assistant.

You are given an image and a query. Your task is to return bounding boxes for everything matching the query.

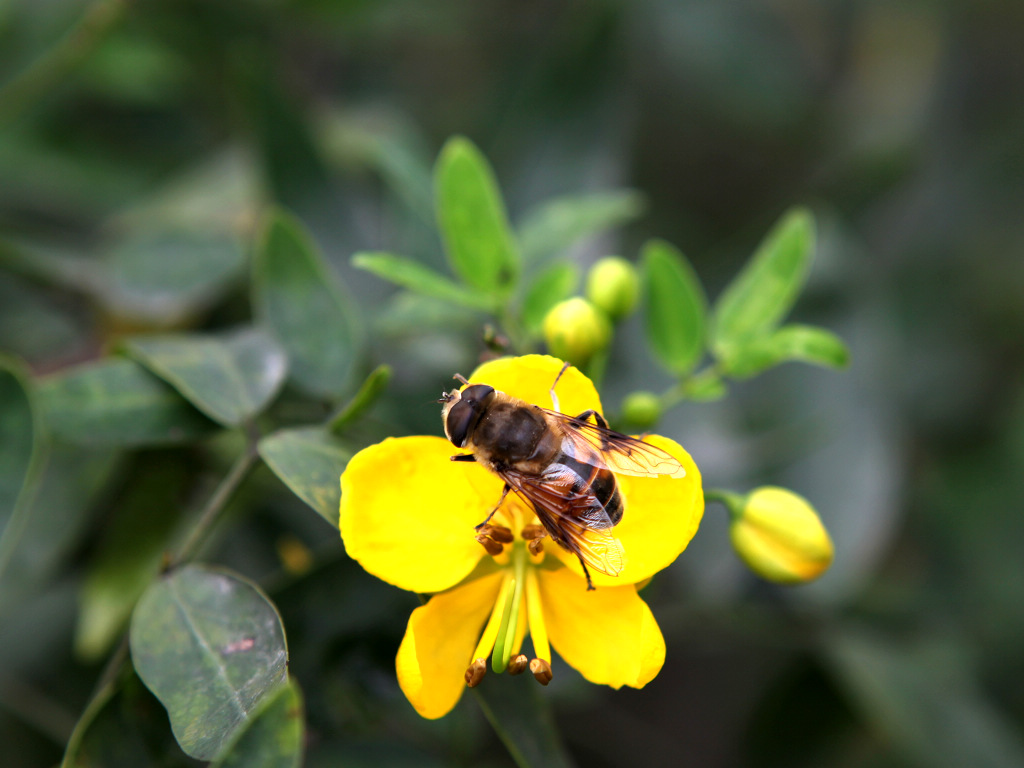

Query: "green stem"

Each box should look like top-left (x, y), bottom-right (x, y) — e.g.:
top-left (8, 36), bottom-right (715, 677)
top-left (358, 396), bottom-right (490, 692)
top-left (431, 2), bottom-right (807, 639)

top-left (0, 0), bottom-right (130, 124)
top-left (704, 488), bottom-right (746, 521)
top-left (169, 439), bottom-right (259, 567)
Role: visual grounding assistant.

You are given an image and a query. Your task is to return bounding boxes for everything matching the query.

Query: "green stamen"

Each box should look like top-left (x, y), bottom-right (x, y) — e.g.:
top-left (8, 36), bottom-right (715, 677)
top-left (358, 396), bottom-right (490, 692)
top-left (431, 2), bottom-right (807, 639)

top-left (491, 542), bottom-right (528, 673)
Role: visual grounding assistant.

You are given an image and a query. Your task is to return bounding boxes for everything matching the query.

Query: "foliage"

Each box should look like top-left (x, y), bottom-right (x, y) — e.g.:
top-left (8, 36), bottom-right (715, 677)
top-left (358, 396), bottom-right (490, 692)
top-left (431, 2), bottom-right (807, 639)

top-left (1, 1), bottom-right (1023, 767)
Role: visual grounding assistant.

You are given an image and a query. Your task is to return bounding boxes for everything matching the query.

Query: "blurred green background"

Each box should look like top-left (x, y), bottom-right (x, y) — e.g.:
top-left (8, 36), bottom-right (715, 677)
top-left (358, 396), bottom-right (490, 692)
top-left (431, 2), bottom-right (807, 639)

top-left (2, 0), bottom-right (1024, 766)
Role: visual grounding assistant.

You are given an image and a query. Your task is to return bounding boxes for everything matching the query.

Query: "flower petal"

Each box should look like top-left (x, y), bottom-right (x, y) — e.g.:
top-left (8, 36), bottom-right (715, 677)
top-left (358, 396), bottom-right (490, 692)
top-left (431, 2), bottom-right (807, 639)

top-left (340, 435), bottom-right (501, 593)
top-left (550, 434), bottom-right (704, 587)
top-left (396, 571), bottom-right (505, 719)
top-left (467, 354), bottom-right (601, 416)
top-left (537, 566), bottom-right (665, 688)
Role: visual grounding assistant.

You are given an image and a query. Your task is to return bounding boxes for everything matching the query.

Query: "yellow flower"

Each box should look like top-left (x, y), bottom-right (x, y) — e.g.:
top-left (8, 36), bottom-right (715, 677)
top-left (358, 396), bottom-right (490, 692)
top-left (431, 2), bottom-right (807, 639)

top-left (339, 355), bottom-right (703, 719)
top-left (728, 486), bottom-right (833, 583)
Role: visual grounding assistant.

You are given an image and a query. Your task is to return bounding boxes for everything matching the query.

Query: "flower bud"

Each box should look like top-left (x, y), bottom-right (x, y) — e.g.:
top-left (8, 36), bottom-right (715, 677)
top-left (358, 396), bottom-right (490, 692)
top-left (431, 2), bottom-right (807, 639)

top-left (728, 487), bottom-right (833, 584)
top-left (585, 256), bottom-right (640, 321)
top-left (542, 297), bottom-right (611, 367)
top-left (620, 391), bottom-right (662, 430)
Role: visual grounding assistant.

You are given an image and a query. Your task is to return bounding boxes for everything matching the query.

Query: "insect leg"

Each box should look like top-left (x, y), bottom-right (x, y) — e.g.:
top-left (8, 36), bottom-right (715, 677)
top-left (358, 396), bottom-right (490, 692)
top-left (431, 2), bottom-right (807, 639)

top-left (475, 483), bottom-right (512, 530)
top-left (549, 361), bottom-right (571, 412)
top-left (577, 555), bottom-right (596, 591)
top-left (573, 409), bottom-right (613, 449)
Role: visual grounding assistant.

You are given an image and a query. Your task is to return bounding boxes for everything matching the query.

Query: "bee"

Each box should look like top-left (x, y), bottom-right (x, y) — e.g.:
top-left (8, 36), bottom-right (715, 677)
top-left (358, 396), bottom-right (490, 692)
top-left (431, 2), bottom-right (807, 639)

top-left (439, 364), bottom-right (685, 590)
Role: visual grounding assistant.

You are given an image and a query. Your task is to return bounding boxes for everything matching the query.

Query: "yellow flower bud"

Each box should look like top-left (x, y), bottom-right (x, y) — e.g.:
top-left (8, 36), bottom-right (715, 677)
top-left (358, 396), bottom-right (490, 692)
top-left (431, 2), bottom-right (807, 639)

top-left (542, 297), bottom-right (611, 367)
top-left (729, 487), bottom-right (833, 584)
top-left (621, 391), bottom-right (662, 430)
top-left (585, 257), bottom-right (640, 320)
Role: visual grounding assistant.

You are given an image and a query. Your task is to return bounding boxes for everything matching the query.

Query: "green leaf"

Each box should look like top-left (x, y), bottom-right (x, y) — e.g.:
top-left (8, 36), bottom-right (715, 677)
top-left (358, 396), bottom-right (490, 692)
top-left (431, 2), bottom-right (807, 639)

top-left (211, 679), bottom-right (304, 768)
top-left (351, 251), bottom-right (497, 311)
top-left (711, 207), bottom-right (815, 364)
top-left (0, 446), bottom-right (119, 615)
top-left (518, 190), bottom-right (645, 263)
top-left (253, 209), bottom-right (361, 399)
top-left (36, 358), bottom-right (217, 446)
top-left (0, 357), bottom-right (37, 536)
top-left (100, 229), bottom-right (246, 322)
top-left (521, 261), bottom-right (580, 336)
top-left (681, 368), bottom-right (728, 401)
top-left (472, 673), bottom-right (575, 768)
top-left (122, 327), bottom-right (288, 427)
top-left (62, 673), bottom-right (185, 768)
top-left (258, 426), bottom-right (351, 528)
top-left (825, 629), bottom-right (1024, 768)
top-left (435, 136), bottom-right (520, 297)
top-left (641, 239), bottom-right (707, 375)
top-left (328, 364), bottom-right (391, 432)
top-left (75, 460), bottom-right (190, 661)
top-left (725, 324), bottom-right (851, 379)
top-left (130, 564), bottom-right (289, 761)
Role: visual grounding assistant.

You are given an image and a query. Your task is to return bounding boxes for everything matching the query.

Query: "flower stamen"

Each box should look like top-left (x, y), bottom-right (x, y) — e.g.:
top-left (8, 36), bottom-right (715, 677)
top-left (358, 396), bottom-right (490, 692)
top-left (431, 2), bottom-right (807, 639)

top-left (529, 658), bottom-right (553, 686)
top-left (480, 524), bottom-right (514, 543)
top-left (507, 654), bottom-right (529, 675)
top-left (474, 534), bottom-right (504, 556)
top-left (465, 658), bottom-right (487, 687)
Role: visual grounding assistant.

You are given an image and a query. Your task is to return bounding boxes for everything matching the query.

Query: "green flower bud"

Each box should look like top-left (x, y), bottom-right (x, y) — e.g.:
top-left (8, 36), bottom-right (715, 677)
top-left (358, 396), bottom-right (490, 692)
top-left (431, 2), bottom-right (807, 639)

top-left (585, 257), bottom-right (640, 321)
top-left (728, 487), bottom-right (833, 584)
top-left (621, 391), bottom-right (662, 430)
top-left (542, 297), bottom-right (611, 367)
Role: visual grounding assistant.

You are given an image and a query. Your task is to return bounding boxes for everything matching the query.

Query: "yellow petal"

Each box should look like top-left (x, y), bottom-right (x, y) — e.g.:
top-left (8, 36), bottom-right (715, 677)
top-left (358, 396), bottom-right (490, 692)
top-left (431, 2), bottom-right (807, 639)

top-left (537, 566), bottom-right (665, 688)
top-left (466, 354), bottom-right (601, 416)
top-left (550, 434), bottom-right (704, 587)
top-left (340, 435), bottom-right (501, 593)
top-left (396, 571), bottom-right (504, 719)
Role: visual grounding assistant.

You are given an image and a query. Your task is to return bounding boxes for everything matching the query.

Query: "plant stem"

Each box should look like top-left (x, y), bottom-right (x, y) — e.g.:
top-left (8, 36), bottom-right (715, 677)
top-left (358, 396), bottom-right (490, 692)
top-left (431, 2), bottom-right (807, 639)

top-left (170, 441), bottom-right (259, 567)
top-left (0, 0), bottom-right (130, 124)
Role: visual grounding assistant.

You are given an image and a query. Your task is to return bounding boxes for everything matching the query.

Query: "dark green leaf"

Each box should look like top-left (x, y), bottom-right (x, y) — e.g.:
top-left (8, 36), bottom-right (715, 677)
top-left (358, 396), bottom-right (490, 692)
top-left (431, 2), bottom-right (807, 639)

top-left (825, 629), bottom-right (1024, 768)
top-left (473, 673), bottom-right (576, 768)
top-left (258, 426), bottom-right (351, 528)
top-left (711, 207), bottom-right (815, 364)
top-left (74, 460), bottom-right (190, 661)
top-left (123, 327), bottom-right (288, 427)
top-left (100, 229), bottom-right (246, 322)
top-left (518, 190), bottom-right (645, 263)
top-left (722, 324), bottom-right (850, 379)
top-left (521, 262), bottom-right (580, 336)
top-left (328, 364), bottom-right (392, 432)
top-left (435, 136), bottom-right (520, 297)
top-left (0, 356), bottom-right (37, 535)
top-left (641, 239), bottom-right (707, 375)
top-left (62, 671), bottom-right (200, 768)
top-left (211, 679), bottom-right (304, 768)
top-left (0, 446), bottom-right (119, 615)
top-left (253, 209), bottom-right (361, 399)
top-left (130, 564), bottom-right (289, 761)
top-left (351, 252), bottom-right (497, 311)
top-left (36, 358), bottom-right (217, 446)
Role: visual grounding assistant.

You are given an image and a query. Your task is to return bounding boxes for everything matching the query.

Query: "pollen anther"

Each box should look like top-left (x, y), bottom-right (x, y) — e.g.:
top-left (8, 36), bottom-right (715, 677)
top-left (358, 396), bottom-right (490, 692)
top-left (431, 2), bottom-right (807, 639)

top-left (465, 658), bottom-right (487, 687)
top-left (481, 524), bottom-right (514, 543)
top-left (529, 658), bottom-right (553, 685)
top-left (521, 524), bottom-right (545, 540)
top-left (474, 533), bottom-right (504, 556)
top-left (527, 538), bottom-right (544, 556)
top-left (507, 654), bottom-right (529, 675)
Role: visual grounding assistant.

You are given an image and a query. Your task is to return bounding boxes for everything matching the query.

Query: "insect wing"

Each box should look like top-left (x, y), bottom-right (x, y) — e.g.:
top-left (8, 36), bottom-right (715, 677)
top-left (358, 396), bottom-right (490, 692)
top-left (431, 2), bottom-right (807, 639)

top-left (547, 411), bottom-right (686, 479)
top-left (499, 468), bottom-right (626, 577)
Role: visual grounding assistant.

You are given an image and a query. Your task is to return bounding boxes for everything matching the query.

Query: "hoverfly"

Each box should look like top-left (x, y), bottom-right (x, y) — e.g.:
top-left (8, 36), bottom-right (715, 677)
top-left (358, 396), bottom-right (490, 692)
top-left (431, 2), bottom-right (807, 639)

top-left (440, 364), bottom-right (685, 589)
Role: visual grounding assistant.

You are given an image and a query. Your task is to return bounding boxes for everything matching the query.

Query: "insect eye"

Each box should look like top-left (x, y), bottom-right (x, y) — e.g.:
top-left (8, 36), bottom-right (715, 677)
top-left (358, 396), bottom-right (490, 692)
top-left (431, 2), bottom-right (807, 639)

top-left (443, 384), bottom-right (494, 447)
top-left (444, 401), bottom-right (475, 447)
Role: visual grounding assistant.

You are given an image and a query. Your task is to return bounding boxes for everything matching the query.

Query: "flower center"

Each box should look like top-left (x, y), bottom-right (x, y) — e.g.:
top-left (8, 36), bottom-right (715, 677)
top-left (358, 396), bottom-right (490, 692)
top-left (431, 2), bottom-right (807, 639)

top-left (464, 537), bottom-right (553, 689)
